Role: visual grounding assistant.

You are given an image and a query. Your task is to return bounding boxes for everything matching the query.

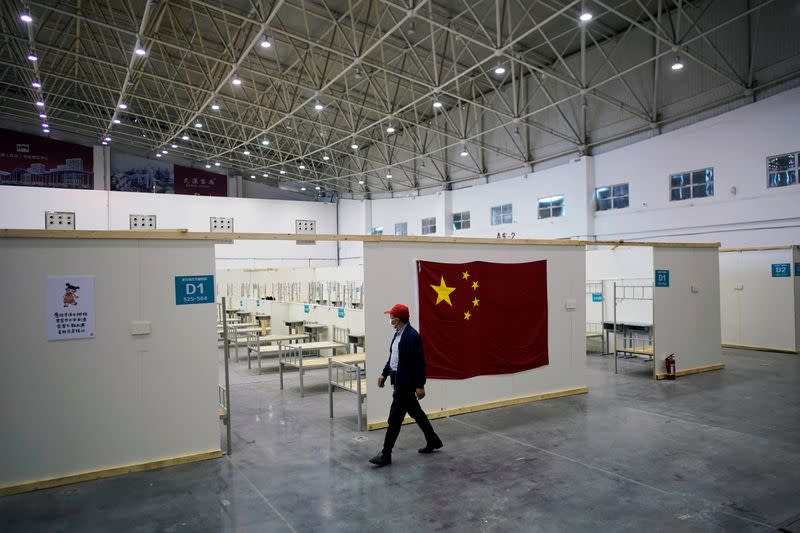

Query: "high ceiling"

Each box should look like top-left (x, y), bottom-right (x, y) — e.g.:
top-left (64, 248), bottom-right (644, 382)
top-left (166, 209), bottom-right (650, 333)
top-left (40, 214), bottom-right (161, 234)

top-left (1, 0), bottom-right (798, 197)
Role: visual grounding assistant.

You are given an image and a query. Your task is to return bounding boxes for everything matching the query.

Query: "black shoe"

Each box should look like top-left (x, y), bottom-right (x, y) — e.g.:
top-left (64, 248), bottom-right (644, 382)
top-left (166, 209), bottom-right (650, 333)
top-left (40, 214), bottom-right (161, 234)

top-left (418, 440), bottom-right (443, 454)
top-left (369, 453), bottom-right (391, 466)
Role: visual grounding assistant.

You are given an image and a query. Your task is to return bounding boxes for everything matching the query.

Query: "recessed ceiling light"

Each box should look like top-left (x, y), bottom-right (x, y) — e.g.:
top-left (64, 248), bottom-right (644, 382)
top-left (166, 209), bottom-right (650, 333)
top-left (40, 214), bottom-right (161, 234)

top-left (181, 135), bottom-right (189, 140)
top-left (195, 122), bottom-right (202, 128)
top-left (231, 77), bottom-right (242, 86)
top-left (261, 139), bottom-right (269, 145)
top-left (20, 13), bottom-right (33, 23)
top-left (113, 119), bottom-right (121, 124)
top-left (118, 103), bottom-right (127, 109)
top-left (214, 162), bottom-right (220, 166)
top-left (27, 52), bottom-right (37, 62)
top-left (323, 155), bottom-right (330, 161)
top-left (260, 37), bottom-right (271, 48)
top-left (35, 100), bottom-right (44, 107)
top-left (211, 102), bottom-right (220, 110)
top-left (134, 47), bottom-right (146, 56)
top-left (171, 144), bottom-right (177, 148)
top-left (31, 81), bottom-right (41, 88)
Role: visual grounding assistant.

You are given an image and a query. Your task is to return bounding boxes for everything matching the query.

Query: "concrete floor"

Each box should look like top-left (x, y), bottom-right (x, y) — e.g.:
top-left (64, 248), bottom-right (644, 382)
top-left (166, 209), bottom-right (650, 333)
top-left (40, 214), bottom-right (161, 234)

top-left (2, 347), bottom-right (800, 532)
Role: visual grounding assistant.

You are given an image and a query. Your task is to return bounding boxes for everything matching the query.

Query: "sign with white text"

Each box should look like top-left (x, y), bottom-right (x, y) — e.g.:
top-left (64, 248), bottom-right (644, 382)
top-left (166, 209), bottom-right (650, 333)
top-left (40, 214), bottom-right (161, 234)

top-left (175, 275), bottom-right (214, 305)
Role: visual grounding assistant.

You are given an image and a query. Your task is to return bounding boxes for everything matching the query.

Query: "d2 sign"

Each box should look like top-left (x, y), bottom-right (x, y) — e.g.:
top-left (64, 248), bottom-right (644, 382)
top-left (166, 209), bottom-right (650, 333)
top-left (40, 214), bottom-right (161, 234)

top-left (175, 275), bottom-right (215, 305)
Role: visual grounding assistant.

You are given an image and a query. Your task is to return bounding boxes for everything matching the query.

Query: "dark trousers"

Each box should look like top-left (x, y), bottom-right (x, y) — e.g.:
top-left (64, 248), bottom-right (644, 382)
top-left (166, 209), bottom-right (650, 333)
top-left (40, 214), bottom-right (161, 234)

top-left (382, 388), bottom-right (439, 456)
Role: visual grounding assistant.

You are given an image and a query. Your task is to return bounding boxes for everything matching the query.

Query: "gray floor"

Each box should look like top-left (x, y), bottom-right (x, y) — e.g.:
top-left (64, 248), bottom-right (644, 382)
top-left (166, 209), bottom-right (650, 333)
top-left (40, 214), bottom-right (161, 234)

top-left (3, 347), bottom-right (800, 532)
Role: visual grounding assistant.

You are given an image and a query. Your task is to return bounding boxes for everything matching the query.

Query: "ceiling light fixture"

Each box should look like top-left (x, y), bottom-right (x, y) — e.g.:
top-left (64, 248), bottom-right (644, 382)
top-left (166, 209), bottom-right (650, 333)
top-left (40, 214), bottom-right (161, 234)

top-left (460, 145), bottom-right (469, 157)
top-left (351, 142), bottom-right (359, 150)
top-left (315, 186), bottom-right (321, 191)
top-left (42, 129), bottom-right (49, 133)
top-left (41, 123), bottom-right (48, 128)
top-left (358, 180), bottom-right (364, 185)
top-left (494, 63), bottom-right (506, 75)
top-left (181, 135), bottom-right (189, 141)
top-left (35, 100), bottom-right (44, 107)
top-left (231, 77), bottom-right (242, 86)
top-left (322, 155), bottom-right (330, 161)
top-left (134, 47), bottom-right (146, 56)
top-left (20, 13), bottom-right (33, 23)
top-left (280, 168), bottom-right (286, 174)
top-left (214, 162), bottom-right (220, 166)
top-left (261, 138), bottom-right (269, 145)
top-left (104, 136), bottom-right (111, 142)
top-left (118, 103), bottom-right (128, 109)
top-left (27, 52), bottom-right (37, 61)
top-left (386, 123), bottom-right (396, 134)
top-left (263, 173), bottom-right (268, 178)
top-left (162, 150), bottom-right (168, 154)
top-left (194, 121), bottom-right (202, 128)
top-left (39, 113), bottom-right (46, 118)
top-left (113, 119), bottom-right (121, 124)
top-left (101, 141), bottom-right (108, 145)
top-left (432, 97), bottom-right (443, 109)
top-left (171, 144), bottom-right (177, 149)
top-left (260, 37), bottom-right (271, 48)
top-left (314, 100), bottom-right (324, 111)
top-left (31, 81), bottom-right (41, 88)
top-left (250, 175), bottom-right (256, 179)
top-left (156, 153), bottom-right (162, 157)
top-left (386, 173), bottom-right (392, 179)
top-left (299, 164), bottom-right (306, 169)
top-left (671, 56), bottom-right (684, 71)
top-left (211, 102), bottom-right (220, 110)
top-left (301, 187), bottom-right (306, 191)
top-left (205, 164), bottom-right (211, 168)
top-left (243, 150), bottom-right (250, 155)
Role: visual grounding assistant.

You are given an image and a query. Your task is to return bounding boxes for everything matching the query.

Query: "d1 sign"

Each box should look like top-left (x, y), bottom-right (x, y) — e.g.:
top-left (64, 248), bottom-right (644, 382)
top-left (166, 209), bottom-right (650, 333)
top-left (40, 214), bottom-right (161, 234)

top-left (175, 275), bottom-right (214, 305)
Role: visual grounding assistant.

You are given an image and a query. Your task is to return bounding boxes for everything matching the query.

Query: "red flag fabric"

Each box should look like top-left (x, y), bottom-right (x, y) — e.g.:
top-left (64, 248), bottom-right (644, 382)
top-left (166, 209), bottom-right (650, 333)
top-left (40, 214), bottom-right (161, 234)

top-left (417, 260), bottom-right (548, 379)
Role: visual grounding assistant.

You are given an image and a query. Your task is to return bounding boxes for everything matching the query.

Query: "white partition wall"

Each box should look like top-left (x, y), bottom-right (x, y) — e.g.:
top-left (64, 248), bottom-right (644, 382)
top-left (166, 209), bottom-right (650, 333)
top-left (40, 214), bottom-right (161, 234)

top-left (720, 247), bottom-right (799, 353)
top-left (363, 239), bottom-right (587, 429)
top-left (0, 236), bottom-right (220, 493)
top-left (652, 247), bottom-right (723, 377)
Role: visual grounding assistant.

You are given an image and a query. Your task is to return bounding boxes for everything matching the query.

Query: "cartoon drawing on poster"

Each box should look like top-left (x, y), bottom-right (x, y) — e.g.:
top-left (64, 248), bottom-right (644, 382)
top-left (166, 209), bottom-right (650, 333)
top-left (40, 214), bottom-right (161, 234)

top-left (47, 276), bottom-right (95, 341)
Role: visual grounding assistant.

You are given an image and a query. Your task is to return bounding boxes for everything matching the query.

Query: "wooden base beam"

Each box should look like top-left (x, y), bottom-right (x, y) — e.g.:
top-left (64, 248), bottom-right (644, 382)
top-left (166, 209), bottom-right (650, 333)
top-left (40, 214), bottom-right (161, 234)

top-left (722, 343), bottom-right (798, 354)
top-left (655, 363), bottom-right (725, 380)
top-left (0, 450), bottom-right (223, 496)
top-left (367, 386), bottom-right (588, 431)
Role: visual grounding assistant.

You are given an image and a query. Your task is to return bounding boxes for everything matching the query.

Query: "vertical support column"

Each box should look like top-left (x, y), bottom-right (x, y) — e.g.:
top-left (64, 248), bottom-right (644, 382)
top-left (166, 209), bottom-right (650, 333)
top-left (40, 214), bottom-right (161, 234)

top-left (441, 189), bottom-right (453, 237)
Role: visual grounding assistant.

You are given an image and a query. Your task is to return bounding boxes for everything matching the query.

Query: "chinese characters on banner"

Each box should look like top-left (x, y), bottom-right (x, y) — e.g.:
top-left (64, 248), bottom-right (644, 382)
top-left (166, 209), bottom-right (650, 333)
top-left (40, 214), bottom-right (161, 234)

top-left (47, 276), bottom-right (96, 341)
top-left (174, 165), bottom-right (227, 196)
top-left (110, 151), bottom-right (227, 196)
top-left (0, 128), bottom-right (93, 189)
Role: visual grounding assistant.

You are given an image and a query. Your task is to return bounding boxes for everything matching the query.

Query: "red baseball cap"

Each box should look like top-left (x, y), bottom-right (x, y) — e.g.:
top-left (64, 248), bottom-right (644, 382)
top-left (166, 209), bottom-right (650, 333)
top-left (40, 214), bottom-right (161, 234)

top-left (384, 303), bottom-right (409, 320)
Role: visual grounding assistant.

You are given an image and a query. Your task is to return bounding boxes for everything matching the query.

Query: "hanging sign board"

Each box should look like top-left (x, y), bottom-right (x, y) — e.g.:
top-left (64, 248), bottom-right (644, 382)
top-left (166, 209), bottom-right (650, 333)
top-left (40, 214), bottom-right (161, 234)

top-left (47, 276), bottom-right (95, 340)
top-left (304, 305), bottom-right (310, 314)
top-left (591, 293), bottom-right (603, 302)
top-left (655, 270), bottom-right (670, 287)
top-left (175, 275), bottom-right (214, 305)
top-left (771, 263), bottom-right (791, 278)
top-left (338, 308), bottom-right (345, 318)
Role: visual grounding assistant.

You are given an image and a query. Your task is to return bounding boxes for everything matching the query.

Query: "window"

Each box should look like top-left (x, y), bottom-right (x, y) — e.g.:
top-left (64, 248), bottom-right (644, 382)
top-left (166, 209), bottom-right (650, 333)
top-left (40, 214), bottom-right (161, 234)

top-left (596, 183), bottom-right (629, 211)
top-left (491, 204), bottom-right (512, 225)
top-left (370, 226), bottom-right (383, 235)
top-left (421, 217), bottom-right (436, 235)
top-left (394, 222), bottom-right (407, 236)
top-left (767, 152), bottom-right (798, 188)
top-left (452, 211), bottom-right (471, 230)
top-left (670, 168), bottom-right (714, 201)
top-left (538, 195), bottom-right (565, 219)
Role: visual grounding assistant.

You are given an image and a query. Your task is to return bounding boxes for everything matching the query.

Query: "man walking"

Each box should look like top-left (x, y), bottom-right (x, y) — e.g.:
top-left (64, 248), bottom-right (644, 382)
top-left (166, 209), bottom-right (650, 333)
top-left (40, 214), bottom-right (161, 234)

top-left (370, 304), bottom-right (443, 467)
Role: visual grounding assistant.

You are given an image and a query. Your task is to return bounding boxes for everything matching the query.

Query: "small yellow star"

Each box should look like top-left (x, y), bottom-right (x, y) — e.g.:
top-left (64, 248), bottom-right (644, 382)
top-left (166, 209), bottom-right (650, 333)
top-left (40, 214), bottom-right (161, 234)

top-left (472, 281), bottom-right (479, 290)
top-left (430, 276), bottom-right (456, 306)
top-left (472, 298), bottom-right (480, 307)
top-left (464, 310), bottom-right (471, 320)
top-left (462, 271), bottom-right (470, 280)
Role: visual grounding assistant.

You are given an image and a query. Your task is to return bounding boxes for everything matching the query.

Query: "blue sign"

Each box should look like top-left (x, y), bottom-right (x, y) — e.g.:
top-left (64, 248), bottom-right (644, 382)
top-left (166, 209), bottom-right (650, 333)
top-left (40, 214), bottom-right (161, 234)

top-left (591, 293), bottom-right (603, 302)
top-left (771, 263), bottom-right (791, 277)
top-left (304, 305), bottom-right (310, 313)
top-left (256, 299), bottom-right (261, 307)
top-left (175, 275), bottom-right (214, 305)
top-left (796, 263), bottom-right (800, 276)
top-left (338, 308), bottom-right (345, 318)
top-left (655, 270), bottom-right (670, 287)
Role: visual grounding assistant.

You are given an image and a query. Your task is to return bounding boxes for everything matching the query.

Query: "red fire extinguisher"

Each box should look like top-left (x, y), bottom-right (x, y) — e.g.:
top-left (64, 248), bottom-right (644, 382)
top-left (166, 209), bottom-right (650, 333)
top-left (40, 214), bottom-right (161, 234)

top-left (665, 353), bottom-right (676, 380)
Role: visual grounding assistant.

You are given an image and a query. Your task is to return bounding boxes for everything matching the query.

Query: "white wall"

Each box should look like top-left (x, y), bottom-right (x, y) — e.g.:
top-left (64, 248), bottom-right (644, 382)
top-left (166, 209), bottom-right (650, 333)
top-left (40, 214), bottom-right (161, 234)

top-left (652, 248), bottom-right (723, 374)
top-left (337, 199), bottom-right (366, 266)
top-left (0, 186), bottom-right (340, 269)
top-left (720, 248), bottom-right (797, 351)
top-left (593, 88), bottom-right (800, 246)
top-left (370, 192), bottom-right (446, 237)
top-left (363, 241), bottom-right (587, 427)
top-left (0, 238), bottom-right (219, 488)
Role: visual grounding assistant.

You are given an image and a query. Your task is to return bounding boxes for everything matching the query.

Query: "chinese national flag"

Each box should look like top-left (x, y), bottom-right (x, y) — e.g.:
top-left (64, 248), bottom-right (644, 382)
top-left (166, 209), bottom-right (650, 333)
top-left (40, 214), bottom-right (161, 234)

top-left (417, 260), bottom-right (548, 379)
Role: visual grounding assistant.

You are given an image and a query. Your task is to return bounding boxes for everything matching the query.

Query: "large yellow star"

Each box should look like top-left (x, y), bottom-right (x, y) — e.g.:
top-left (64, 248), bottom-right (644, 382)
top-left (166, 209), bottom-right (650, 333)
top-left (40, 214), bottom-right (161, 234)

top-left (464, 310), bottom-right (472, 320)
top-left (462, 271), bottom-right (470, 280)
top-left (472, 297), bottom-right (480, 307)
top-left (430, 276), bottom-right (456, 306)
top-left (472, 281), bottom-right (479, 290)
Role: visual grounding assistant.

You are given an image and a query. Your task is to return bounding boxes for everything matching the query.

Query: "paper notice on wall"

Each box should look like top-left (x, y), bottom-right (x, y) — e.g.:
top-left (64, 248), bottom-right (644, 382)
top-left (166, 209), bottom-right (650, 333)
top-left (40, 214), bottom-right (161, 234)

top-left (47, 276), bottom-right (96, 341)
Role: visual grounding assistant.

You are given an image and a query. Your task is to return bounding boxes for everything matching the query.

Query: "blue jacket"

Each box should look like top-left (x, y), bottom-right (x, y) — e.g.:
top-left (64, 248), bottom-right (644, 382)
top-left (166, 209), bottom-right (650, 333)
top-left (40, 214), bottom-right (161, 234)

top-left (381, 325), bottom-right (427, 390)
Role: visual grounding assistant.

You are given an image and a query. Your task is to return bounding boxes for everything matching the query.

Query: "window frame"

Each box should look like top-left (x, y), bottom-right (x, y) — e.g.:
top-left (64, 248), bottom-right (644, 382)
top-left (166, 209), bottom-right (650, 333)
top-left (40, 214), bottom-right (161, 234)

top-left (490, 203), bottom-right (513, 225)
top-left (537, 194), bottom-right (565, 219)
top-left (669, 167), bottom-right (714, 201)
top-left (595, 183), bottom-right (629, 211)
top-left (452, 210), bottom-right (471, 231)
top-left (766, 152), bottom-right (798, 189)
top-left (421, 216), bottom-right (436, 235)
top-left (394, 222), bottom-right (407, 236)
